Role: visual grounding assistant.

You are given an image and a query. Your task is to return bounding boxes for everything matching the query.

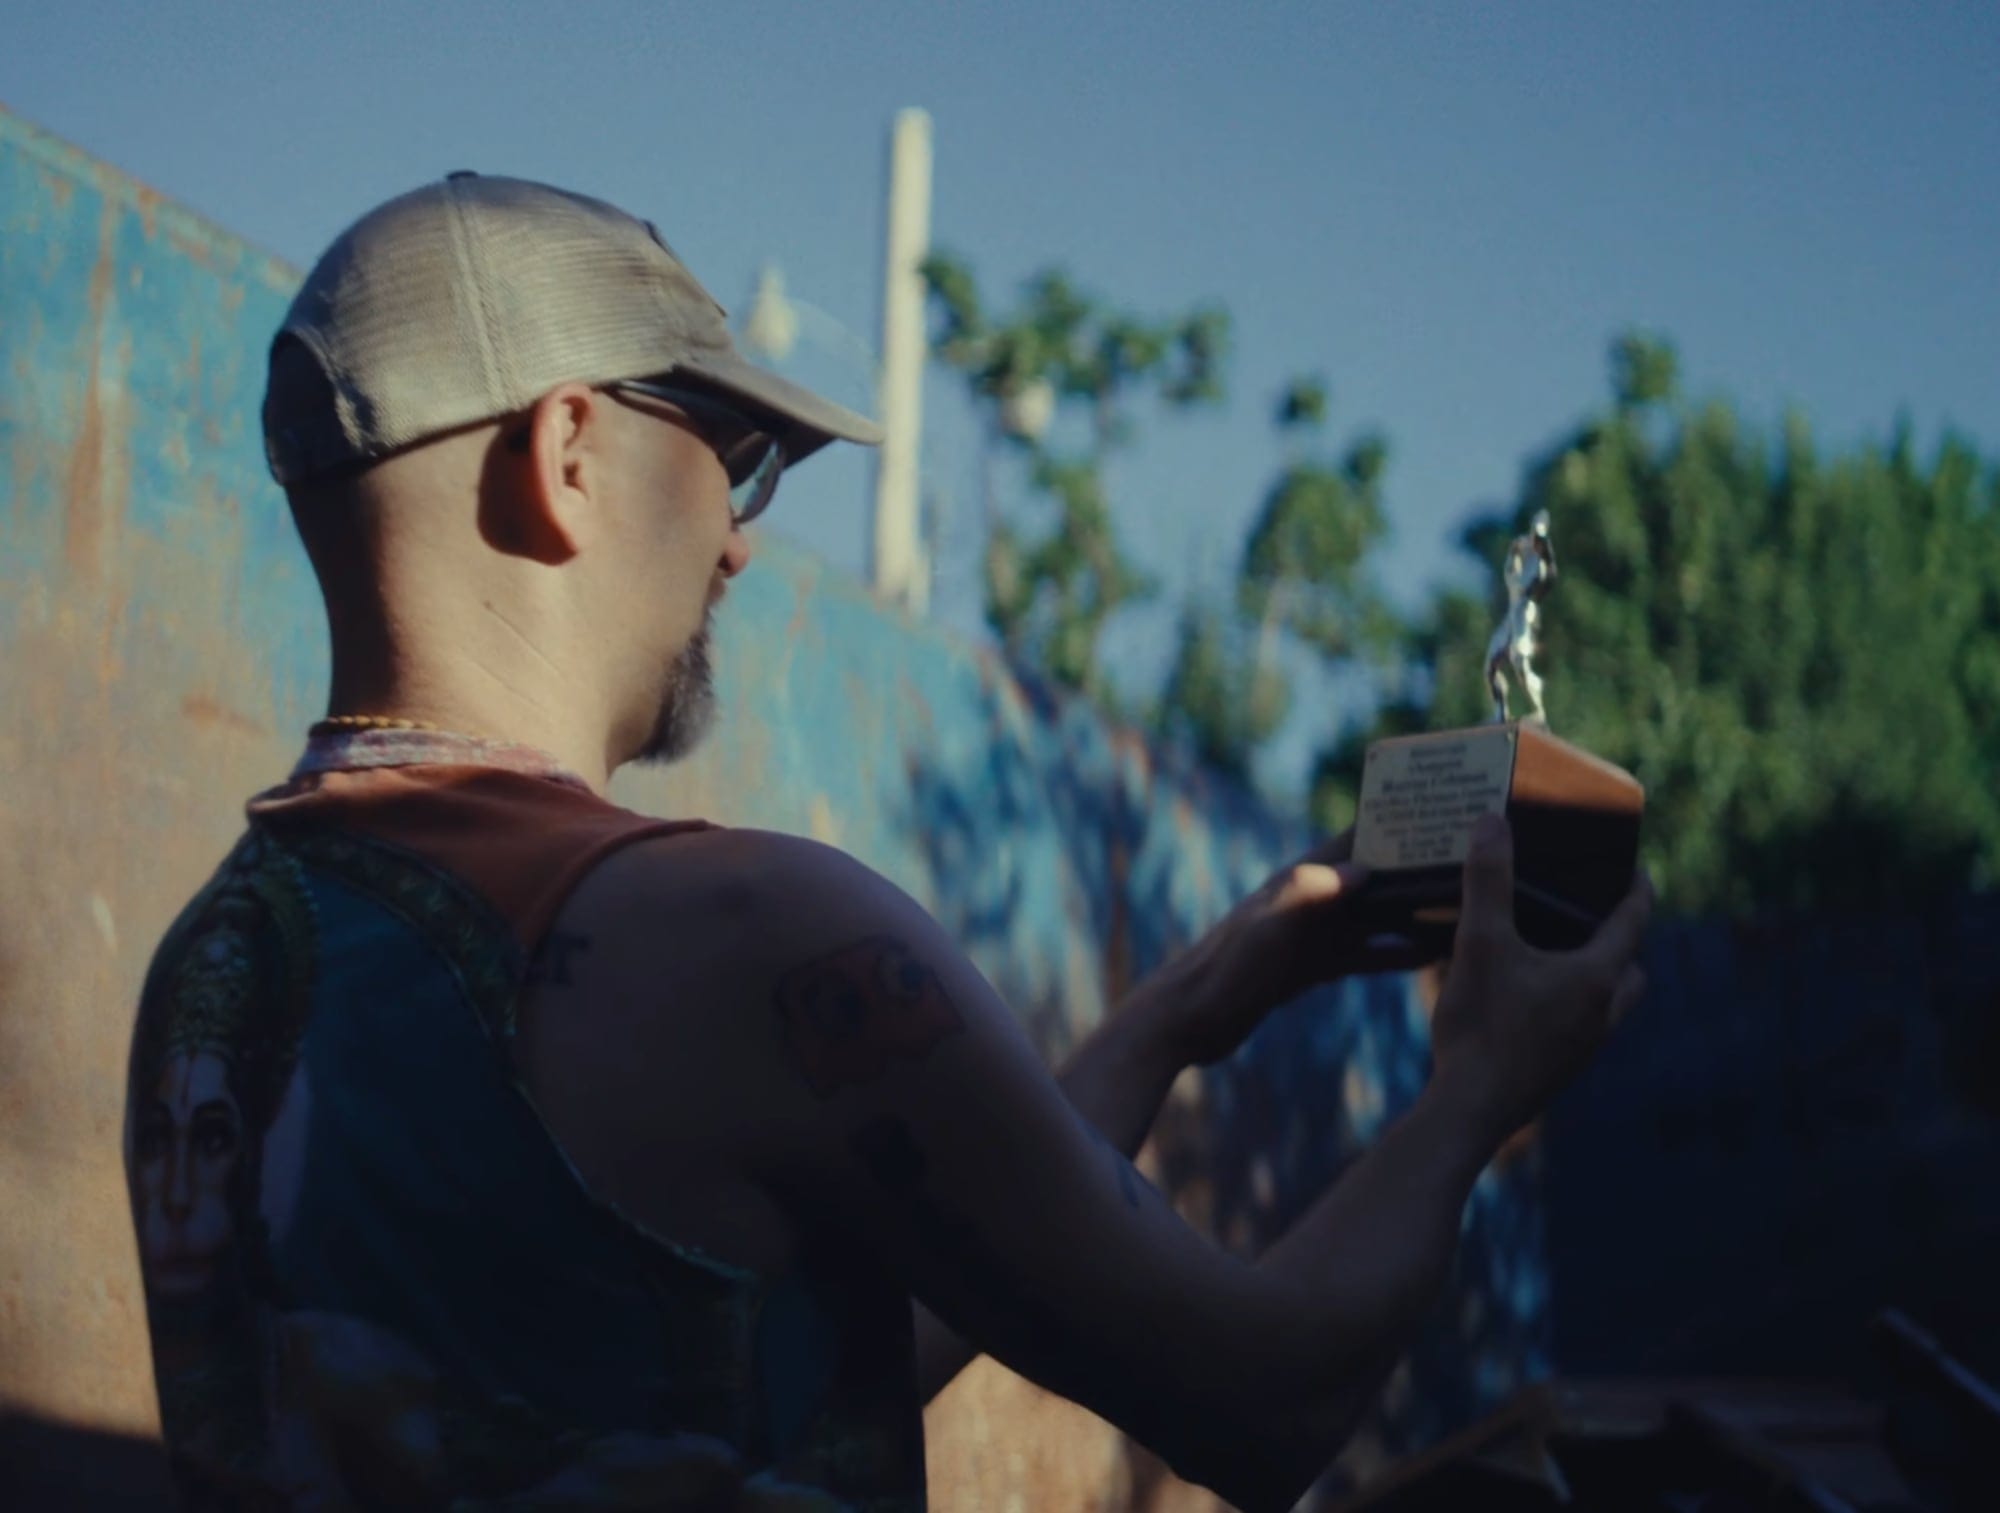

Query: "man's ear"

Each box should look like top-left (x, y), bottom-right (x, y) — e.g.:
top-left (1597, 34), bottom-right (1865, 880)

top-left (486, 383), bottom-right (602, 564)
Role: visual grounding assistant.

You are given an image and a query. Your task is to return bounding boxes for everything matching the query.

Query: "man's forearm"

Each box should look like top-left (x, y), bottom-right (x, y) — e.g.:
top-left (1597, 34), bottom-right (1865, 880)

top-left (1261, 1066), bottom-right (1500, 1332)
top-left (1050, 943), bottom-right (1211, 1154)
top-left (916, 944), bottom-right (1498, 1511)
top-left (1214, 1069), bottom-right (1506, 1509)
top-left (915, 942), bottom-right (1222, 1402)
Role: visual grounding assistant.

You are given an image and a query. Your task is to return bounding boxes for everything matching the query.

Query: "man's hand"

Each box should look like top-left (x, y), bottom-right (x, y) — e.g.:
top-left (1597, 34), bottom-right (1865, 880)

top-left (1166, 829), bottom-right (1441, 1067)
top-left (1428, 814), bottom-right (1653, 1142)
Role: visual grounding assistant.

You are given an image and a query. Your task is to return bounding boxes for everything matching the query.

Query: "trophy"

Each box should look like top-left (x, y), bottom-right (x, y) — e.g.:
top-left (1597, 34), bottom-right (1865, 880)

top-left (1351, 511), bottom-right (1643, 950)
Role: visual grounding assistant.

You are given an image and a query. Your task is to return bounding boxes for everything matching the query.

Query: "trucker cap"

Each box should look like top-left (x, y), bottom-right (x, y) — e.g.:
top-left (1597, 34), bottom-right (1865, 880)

top-left (263, 171), bottom-right (884, 488)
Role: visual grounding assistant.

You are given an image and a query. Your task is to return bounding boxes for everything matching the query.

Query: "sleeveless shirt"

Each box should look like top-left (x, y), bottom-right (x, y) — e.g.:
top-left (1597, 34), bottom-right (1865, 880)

top-left (123, 729), bottom-right (925, 1511)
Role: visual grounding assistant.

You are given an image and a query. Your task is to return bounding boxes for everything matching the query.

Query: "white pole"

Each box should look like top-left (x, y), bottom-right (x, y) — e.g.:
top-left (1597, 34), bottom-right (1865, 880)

top-left (871, 107), bottom-right (932, 613)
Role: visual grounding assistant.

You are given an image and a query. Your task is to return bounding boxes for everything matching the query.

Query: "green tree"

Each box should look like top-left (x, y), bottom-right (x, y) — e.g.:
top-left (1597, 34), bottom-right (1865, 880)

top-left (1151, 376), bottom-right (1405, 789)
top-left (1307, 585), bottom-right (1488, 834)
top-left (923, 253), bottom-right (1228, 701)
top-left (1236, 381), bottom-right (1398, 664)
top-left (1340, 332), bottom-right (2000, 917)
top-left (1203, 378), bottom-right (1404, 817)
top-left (1155, 600), bottom-right (1292, 781)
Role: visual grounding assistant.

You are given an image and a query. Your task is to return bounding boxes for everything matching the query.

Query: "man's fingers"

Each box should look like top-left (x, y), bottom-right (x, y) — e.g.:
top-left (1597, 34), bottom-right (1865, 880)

top-left (1458, 814), bottom-right (1515, 931)
top-left (1278, 859), bottom-right (1368, 908)
top-left (1584, 868), bottom-right (1655, 974)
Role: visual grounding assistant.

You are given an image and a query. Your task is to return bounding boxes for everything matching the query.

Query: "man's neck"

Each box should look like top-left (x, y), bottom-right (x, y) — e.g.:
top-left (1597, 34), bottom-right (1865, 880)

top-left (323, 663), bottom-right (622, 795)
top-left (297, 722), bottom-right (599, 794)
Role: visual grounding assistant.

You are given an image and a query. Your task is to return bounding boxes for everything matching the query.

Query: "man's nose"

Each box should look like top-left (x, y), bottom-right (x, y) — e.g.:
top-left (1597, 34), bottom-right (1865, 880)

top-left (720, 527), bottom-right (753, 580)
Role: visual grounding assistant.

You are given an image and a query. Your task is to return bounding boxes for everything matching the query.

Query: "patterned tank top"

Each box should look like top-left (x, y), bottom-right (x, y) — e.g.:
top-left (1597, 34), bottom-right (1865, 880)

top-left (124, 728), bottom-right (924, 1511)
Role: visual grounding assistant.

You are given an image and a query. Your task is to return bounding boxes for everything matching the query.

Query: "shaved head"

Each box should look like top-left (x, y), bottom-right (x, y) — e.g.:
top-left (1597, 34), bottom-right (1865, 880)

top-left (284, 380), bottom-right (751, 789)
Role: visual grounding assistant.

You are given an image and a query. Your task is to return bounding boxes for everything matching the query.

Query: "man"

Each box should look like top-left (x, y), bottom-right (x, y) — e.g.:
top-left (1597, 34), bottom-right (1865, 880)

top-left (126, 173), bottom-right (1650, 1512)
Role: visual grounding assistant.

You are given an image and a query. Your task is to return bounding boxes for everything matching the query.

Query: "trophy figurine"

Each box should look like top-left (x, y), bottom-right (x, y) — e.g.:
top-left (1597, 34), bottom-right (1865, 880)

top-left (1351, 511), bottom-right (1643, 949)
top-left (1485, 510), bottom-right (1557, 725)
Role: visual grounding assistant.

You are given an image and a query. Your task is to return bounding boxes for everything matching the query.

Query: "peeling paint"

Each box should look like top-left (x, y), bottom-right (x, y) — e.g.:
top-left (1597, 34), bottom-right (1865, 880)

top-left (179, 692), bottom-right (265, 737)
top-left (59, 197), bottom-right (120, 578)
top-left (89, 892), bottom-right (116, 951)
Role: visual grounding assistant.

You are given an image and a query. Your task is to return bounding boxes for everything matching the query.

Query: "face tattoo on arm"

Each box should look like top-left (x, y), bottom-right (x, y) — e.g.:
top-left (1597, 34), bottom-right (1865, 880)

top-left (773, 935), bottom-right (966, 1099)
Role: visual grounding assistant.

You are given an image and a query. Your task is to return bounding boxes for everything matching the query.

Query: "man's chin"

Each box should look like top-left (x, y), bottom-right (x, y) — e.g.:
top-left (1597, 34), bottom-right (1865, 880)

top-left (632, 705), bottom-right (714, 768)
top-left (629, 621), bottom-right (717, 769)
top-left (632, 676), bottom-right (717, 768)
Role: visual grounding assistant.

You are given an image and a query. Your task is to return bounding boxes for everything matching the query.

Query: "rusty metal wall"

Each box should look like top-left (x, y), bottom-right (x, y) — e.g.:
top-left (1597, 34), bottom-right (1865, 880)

top-left (0, 104), bottom-right (1546, 1507)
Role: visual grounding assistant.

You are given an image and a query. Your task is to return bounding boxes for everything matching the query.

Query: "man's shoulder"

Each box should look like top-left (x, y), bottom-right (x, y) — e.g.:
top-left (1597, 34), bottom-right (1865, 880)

top-left (516, 827), bottom-right (922, 1192)
top-left (573, 825), bottom-right (891, 937)
top-left (532, 826), bottom-right (925, 1021)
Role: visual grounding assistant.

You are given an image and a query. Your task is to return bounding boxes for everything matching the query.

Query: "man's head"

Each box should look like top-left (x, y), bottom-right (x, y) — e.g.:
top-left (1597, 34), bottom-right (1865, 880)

top-left (265, 174), bottom-right (881, 772)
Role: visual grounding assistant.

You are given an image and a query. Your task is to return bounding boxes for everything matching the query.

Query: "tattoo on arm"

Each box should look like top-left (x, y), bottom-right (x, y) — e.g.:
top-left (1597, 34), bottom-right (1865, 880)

top-left (775, 935), bottom-right (965, 1098)
top-left (527, 930), bottom-right (592, 987)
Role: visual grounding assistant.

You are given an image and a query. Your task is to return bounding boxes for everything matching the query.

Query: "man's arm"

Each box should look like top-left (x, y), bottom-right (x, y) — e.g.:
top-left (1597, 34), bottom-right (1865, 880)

top-left (915, 830), bottom-right (1437, 1406)
top-left (912, 953), bottom-right (1194, 1403)
top-left (912, 980), bottom-right (1508, 1501)
top-left (731, 821), bottom-right (1648, 1511)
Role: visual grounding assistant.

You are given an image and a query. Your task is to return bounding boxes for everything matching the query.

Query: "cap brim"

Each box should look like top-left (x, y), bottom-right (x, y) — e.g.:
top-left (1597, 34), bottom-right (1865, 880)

top-left (672, 354), bottom-right (884, 469)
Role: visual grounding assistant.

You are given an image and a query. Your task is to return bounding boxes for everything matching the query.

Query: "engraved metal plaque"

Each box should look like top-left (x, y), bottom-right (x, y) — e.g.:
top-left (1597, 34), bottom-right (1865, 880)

top-left (1353, 726), bottom-right (1518, 871)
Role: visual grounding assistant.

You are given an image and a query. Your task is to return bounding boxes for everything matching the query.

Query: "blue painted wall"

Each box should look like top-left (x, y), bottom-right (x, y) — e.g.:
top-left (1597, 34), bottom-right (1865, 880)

top-left (0, 103), bottom-right (1544, 1502)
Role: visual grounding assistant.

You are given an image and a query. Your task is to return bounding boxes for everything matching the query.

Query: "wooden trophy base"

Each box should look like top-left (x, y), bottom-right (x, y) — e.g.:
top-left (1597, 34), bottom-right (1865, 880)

top-left (1350, 721), bottom-right (1644, 951)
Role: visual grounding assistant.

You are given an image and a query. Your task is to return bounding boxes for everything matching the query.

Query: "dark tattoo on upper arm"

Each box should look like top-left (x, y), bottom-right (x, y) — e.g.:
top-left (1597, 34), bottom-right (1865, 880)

top-left (775, 935), bottom-right (965, 1098)
top-left (527, 930), bottom-right (592, 987)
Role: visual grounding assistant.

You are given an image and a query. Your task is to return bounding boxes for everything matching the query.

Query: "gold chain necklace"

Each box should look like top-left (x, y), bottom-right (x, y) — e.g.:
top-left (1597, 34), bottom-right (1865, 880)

top-left (309, 714), bottom-right (445, 734)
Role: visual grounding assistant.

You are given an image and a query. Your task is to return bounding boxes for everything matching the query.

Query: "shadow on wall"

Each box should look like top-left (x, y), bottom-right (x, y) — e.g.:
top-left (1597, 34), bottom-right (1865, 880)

top-left (898, 656), bottom-right (1279, 1048)
top-left (897, 659), bottom-right (1551, 1498)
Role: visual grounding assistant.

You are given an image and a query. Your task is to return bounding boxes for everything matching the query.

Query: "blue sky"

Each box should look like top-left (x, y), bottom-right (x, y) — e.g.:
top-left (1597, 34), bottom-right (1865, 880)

top-left (7, 2), bottom-right (1996, 798)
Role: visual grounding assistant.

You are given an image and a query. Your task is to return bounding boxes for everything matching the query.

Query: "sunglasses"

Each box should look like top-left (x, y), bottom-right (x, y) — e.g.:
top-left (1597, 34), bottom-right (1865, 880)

top-left (606, 379), bottom-right (787, 525)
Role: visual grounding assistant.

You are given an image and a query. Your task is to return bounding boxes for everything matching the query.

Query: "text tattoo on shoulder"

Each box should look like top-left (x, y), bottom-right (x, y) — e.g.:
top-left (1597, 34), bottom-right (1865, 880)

top-left (774, 935), bottom-right (966, 1098)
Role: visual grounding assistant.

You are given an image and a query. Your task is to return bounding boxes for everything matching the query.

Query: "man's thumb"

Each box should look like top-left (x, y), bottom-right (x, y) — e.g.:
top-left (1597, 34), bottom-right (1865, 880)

top-left (1460, 813), bottom-right (1515, 925)
top-left (1278, 860), bottom-right (1370, 909)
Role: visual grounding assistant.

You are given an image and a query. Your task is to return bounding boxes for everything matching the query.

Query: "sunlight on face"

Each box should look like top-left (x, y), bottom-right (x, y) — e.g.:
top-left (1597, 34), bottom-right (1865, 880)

top-left (604, 398), bottom-right (734, 768)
